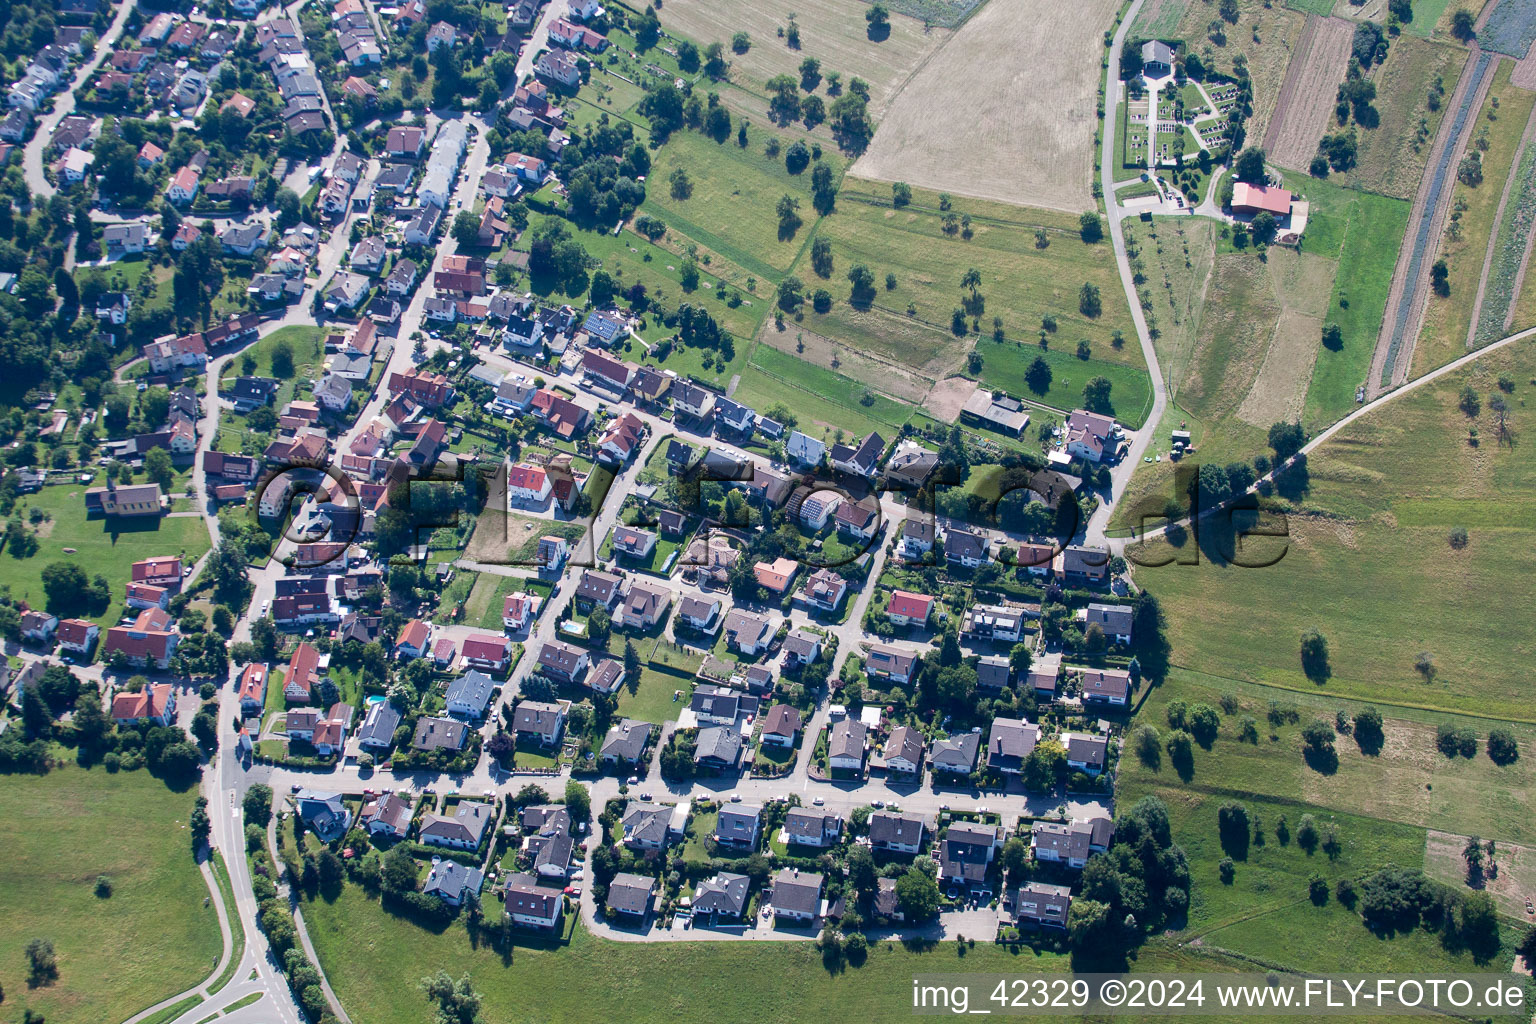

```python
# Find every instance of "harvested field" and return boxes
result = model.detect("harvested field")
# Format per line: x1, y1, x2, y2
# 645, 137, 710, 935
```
1514, 43, 1536, 90
1173, 0, 1308, 146
923, 375, 978, 422
1265, 15, 1355, 170
1337, 34, 1467, 199
1236, 307, 1324, 426
657, 0, 951, 122
850, 0, 1118, 213
755, 320, 935, 403
1425, 832, 1536, 921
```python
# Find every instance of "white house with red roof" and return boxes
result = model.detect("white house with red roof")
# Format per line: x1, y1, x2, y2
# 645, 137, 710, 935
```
507, 463, 552, 505
103, 607, 179, 669
461, 634, 513, 673
237, 663, 269, 714
132, 556, 183, 592
166, 165, 200, 205
502, 591, 541, 631
394, 619, 431, 660
111, 683, 177, 726
284, 641, 323, 703
886, 590, 933, 628
56, 618, 99, 656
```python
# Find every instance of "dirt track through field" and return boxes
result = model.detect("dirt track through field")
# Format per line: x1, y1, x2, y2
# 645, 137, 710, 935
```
1265, 15, 1355, 170
850, 0, 1119, 213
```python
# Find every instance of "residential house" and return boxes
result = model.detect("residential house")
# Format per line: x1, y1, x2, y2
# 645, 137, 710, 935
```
56, 618, 99, 657
412, 715, 468, 753
599, 717, 650, 766
294, 790, 351, 841
536, 640, 589, 685
420, 801, 493, 850
111, 682, 177, 726
752, 557, 797, 596
1003, 881, 1073, 931
883, 726, 925, 776
961, 603, 1027, 644
672, 381, 715, 420
1064, 409, 1118, 463
1082, 602, 1133, 645
102, 607, 179, 669
714, 396, 755, 435
606, 873, 656, 920
675, 594, 722, 634
869, 812, 926, 854
886, 590, 933, 629
769, 869, 823, 923
394, 619, 432, 660
786, 430, 825, 468
781, 629, 822, 668
759, 704, 802, 749
783, 808, 842, 849
830, 432, 884, 478
502, 591, 541, 631
611, 524, 657, 560
359, 792, 412, 838
801, 568, 848, 612
827, 718, 867, 773
715, 804, 762, 850
1063, 732, 1108, 775
574, 570, 622, 611
461, 634, 513, 673
945, 527, 991, 568
931, 731, 981, 776
961, 389, 1031, 436
513, 700, 566, 749
621, 804, 671, 850
693, 872, 750, 924
986, 718, 1041, 774
693, 726, 742, 771
834, 496, 880, 541
901, 514, 936, 559
283, 641, 322, 703
20, 610, 58, 644
721, 609, 775, 655
1078, 666, 1131, 706
1057, 544, 1110, 586
445, 669, 496, 719
865, 644, 917, 685
356, 700, 402, 753
422, 859, 483, 907
1031, 819, 1094, 869
619, 580, 671, 629
939, 821, 1002, 889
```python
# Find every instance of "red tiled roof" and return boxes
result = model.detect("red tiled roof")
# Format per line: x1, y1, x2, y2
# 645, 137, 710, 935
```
285, 641, 321, 699
461, 634, 510, 662
888, 590, 933, 620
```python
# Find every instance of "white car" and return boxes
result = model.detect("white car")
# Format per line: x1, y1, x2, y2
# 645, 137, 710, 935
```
812, 796, 825, 806
729, 793, 742, 802
261, 599, 270, 614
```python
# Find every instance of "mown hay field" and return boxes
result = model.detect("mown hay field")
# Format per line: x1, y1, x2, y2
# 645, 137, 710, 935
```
790, 181, 1140, 375
850, 0, 1120, 213
1173, 0, 1308, 145
1130, 335, 1536, 720
1265, 15, 1355, 171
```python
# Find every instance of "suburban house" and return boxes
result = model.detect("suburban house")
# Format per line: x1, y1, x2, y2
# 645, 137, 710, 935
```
394, 619, 432, 660
883, 726, 925, 776
621, 805, 671, 851
769, 869, 823, 923
721, 609, 775, 655
865, 645, 917, 685
786, 430, 825, 468
938, 821, 1002, 890
600, 718, 651, 766
295, 790, 351, 842
420, 801, 493, 850
829, 432, 884, 478
1063, 732, 1109, 775
103, 607, 179, 669
986, 718, 1041, 774
801, 569, 849, 612
20, 611, 59, 644
619, 580, 671, 629
512, 700, 567, 749
784, 808, 842, 848
781, 629, 822, 668
931, 732, 981, 776
827, 718, 868, 773
1078, 666, 1131, 706
283, 641, 323, 703
606, 873, 656, 921
693, 872, 750, 924
886, 590, 933, 629
1082, 602, 1134, 644
413, 716, 469, 753
237, 663, 269, 714
445, 669, 496, 719
961, 389, 1031, 436
110, 682, 177, 726
574, 570, 622, 611
502, 591, 541, 631
752, 557, 797, 595
1001, 881, 1072, 930
1057, 545, 1110, 586
507, 463, 552, 505
945, 527, 991, 568
901, 514, 936, 558
422, 859, 482, 907
56, 618, 99, 657
693, 726, 742, 771
760, 704, 802, 748
977, 655, 1013, 692
834, 496, 880, 541
461, 634, 513, 673
356, 701, 402, 753
360, 793, 413, 838
1031, 819, 1095, 869
1064, 409, 1118, 463
715, 804, 762, 850
869, 812, 926, 855
961, 603, 1027, 644
675, 594, 722, 634
537, 640, 590, 685
611, 525, 657, 560
504, 876, 563, 930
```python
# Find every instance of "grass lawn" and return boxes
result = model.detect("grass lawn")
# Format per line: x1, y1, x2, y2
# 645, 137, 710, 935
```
0, 765, 222, 1024
732, 345, 915, 440
790, 181, 1139, 376
513, 211, 764, 342
1124, 670, 1536, 845
641, 123, 844, 280
614, 663, 694, 726
217, 325, 325, 388
681, 809, 717, 866
0, 484, 212, 628
972, 336, 1155, 428
462, 573, 553, 631
1411, 62, 1536, 377
1131, 334, 1536, 719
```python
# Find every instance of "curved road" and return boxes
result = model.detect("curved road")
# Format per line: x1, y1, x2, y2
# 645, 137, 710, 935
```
1087, 0, 1168, 549
22, 0, 136, 198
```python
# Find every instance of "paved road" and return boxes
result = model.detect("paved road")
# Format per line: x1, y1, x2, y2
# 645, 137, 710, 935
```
515, 2, 569, 85
21, 0, 136, 198
1086, 0, 1168, 550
